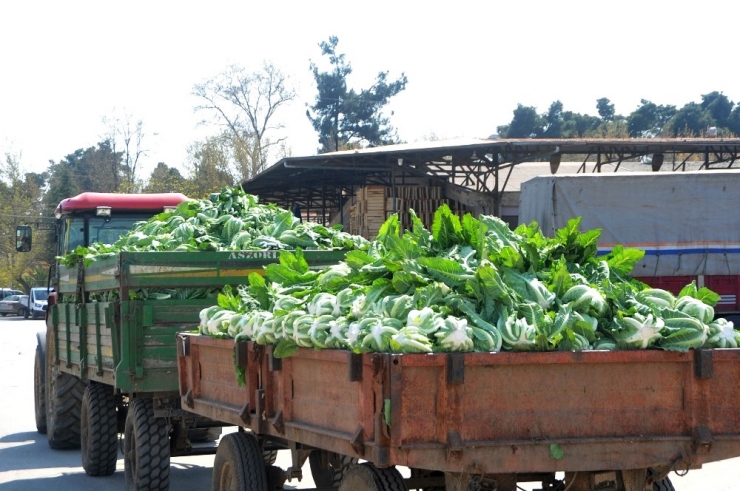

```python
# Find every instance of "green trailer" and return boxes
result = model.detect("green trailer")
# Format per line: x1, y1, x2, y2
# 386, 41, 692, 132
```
44, 249, 344, 489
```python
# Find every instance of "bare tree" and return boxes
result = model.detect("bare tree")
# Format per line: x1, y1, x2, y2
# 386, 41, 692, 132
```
102, 109, 147, 192
193, 62, 295, 181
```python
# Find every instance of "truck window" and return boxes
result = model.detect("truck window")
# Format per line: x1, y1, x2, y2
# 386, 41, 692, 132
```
31, 289, 49, 301
63, 218, 85, 255
90, 217, 145, 245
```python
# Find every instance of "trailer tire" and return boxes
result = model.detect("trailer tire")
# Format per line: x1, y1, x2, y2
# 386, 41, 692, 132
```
212, 432, 267, 491
81, 383, 118, 477
46, 363, 86, 449
653, 477, 675, 491
339, 463, 407, 491
310, 450, 358, 489
34, 344, 47, 434
124, 398, 170, 491
266, 464, 286, 490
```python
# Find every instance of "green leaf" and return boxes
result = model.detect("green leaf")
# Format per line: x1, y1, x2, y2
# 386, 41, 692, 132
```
247, 272, 270, 310
474, 264, 512, 305
279, 249, 309, 275
418, 257, 474, 287
695, 286, 721, 307
550, 444, 564, 460
384, 233, 422, 261
376, 213, 401, 245
605, 245, 645, 276
345, 250, 375, 270
432, 204, 462, 248
461, 213, 486, 255
548, 257, 573, 298
269, 210, 297, 238
273, 339, 300, 358
407, 209, 433, 248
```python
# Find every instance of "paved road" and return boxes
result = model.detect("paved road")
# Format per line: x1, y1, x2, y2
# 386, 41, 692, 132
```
1, 317, 739, 490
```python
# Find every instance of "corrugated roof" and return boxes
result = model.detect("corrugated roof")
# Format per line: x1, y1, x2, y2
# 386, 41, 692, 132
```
241, 138, 740, 217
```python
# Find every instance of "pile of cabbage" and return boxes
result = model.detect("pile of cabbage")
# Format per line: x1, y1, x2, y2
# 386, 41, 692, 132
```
200, 204, 739, 355
60, 186, 368, 268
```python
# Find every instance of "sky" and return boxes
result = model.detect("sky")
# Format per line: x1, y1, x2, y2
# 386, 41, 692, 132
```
2, 0, 739, 181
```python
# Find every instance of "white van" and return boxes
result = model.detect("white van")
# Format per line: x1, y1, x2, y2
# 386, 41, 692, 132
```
24, 287, 49, 320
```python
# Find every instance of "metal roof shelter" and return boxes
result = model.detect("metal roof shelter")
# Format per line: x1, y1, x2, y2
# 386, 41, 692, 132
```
241, 138, 740, 222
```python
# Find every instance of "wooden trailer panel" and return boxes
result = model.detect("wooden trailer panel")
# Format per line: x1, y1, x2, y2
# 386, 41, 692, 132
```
177, 334, 740, 475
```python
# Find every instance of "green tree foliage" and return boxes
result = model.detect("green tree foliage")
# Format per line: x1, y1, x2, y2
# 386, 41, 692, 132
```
499, 92, 736, 139
627, 100, 677, 137
666, 102, 714, 137
542, 101, 564, 138
143, 162, 187, 194
45, 140, 124, 202
729, 106, 740, 136
0, 153, 53, 289
701, 91, 733, 127
307, 36, 408, 153
596, 98, 615, 122
182, 134, 237, 199
499, 104, 542, 138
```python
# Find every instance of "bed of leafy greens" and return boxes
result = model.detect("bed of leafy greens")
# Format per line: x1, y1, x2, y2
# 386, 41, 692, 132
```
200, 204, 739, 356
57, 187, 369, 302
60, 186, 368, 268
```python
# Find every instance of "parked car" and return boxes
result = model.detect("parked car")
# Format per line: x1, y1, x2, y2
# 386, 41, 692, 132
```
0, 288, 24, 300
0, 295, 29, 317
24, 287, 49, 320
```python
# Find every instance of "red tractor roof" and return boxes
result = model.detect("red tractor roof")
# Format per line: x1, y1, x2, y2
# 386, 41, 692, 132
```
56, 192, 190, 215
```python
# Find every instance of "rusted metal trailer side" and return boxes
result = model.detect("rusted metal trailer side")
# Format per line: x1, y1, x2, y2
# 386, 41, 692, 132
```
177, 333, 740, 487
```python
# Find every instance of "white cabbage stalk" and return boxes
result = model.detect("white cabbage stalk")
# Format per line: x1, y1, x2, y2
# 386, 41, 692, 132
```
705, 318, 739, 348
499, 309, 537, 351
351, 294, 369, 318
612, 313, 664, 349
199, 306, 223, 334
435, 316, 474, 352
308, 292, 337, 316
638, 288, 676, 310
562, 284, 607, 317
406, 307, 443, 335
325, 318, 350, 349
253, 313, 276, 345
675, 296, 714, 324
360, 317, 401, 352
391, 327, 433, 353
207, 310, 236, 336
346, 321, 362, 349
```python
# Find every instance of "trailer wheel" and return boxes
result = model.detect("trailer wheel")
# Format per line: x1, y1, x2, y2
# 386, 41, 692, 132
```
266, 464, 286, 490
212, 432, 267, 491
81, 383, 118, 477
45, 349, 86, 449
339, 463, 407, 491
34, 344, 47, 434
653, 476, 675, 491
124, 398, 170, 491
310, 450, 358, 488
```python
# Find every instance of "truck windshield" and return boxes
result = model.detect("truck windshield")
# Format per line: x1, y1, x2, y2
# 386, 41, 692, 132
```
62, 216, 148, 256
32, 289, 49, 301
89, 217, 144, 246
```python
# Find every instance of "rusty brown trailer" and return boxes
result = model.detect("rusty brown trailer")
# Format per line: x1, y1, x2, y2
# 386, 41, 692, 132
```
177, 333, 740, 480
